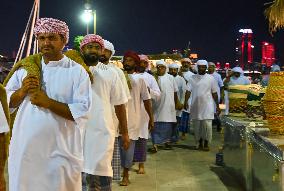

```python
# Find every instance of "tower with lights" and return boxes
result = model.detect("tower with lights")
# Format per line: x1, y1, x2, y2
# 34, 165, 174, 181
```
235, 29, 254, 70
261, 42, 275, 67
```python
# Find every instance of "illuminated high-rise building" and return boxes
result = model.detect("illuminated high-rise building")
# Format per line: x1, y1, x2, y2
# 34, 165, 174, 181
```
261, 42, 275, 67
235, 29, 254, 69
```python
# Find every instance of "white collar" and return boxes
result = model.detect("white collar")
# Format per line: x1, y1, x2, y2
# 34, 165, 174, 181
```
41, 55, 67, 68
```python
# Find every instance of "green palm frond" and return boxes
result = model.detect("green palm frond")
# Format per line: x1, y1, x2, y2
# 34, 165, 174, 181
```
73, 36, 84, 52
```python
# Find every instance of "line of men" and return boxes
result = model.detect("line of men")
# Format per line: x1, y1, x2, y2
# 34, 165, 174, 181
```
0, 17, 223, 191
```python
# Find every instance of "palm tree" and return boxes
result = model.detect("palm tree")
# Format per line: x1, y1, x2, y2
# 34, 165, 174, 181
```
265, 0, 284, 34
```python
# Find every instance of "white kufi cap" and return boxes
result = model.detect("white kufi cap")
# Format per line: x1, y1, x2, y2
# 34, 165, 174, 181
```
208, 62, 216, 66
168, 63, 180, 69
232, 66, 244, 74
103, 39, 115, 56
196, 60, 208, 67
156, 60, 167, 67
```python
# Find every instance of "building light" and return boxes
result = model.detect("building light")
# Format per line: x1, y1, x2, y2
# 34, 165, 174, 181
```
239, 29, 253, 34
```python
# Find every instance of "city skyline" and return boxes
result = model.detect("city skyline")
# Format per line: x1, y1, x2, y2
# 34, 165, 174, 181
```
0, 0, 283, 65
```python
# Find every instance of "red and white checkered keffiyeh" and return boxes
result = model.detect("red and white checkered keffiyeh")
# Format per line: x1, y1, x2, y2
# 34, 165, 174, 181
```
34, 18, 69, 43
80, 34, 104, 50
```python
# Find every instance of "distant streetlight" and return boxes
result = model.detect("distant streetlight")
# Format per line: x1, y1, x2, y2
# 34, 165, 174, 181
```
81, 9, 96, 34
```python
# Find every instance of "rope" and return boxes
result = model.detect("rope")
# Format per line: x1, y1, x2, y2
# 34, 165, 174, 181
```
14, 0, 36, 65
26, 0, 39, 57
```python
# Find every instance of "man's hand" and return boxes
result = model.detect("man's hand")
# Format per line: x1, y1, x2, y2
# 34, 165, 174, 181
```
9, 75, 40, 108
148, 117, 154, 132
216, 106, 221, 116
176, 102, 184, 110
121, 134, 130, 150
21, 75, 40, 96
184, 103, 188, 110
30, 90, 50, 109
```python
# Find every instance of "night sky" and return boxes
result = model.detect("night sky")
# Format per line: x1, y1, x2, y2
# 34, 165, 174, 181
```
0, 0, 283, 64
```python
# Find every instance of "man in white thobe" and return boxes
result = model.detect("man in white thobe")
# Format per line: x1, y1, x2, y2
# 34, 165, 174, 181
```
79, 35, 129, 191
5, 18, 92, 191
179, 58, 195, 83
223, 66, 251, 115
100, 39, 131, 181
133, 54, 160, 174
208, 62, 224, 132
224, 66, 251, 86
137, 55, 161, 101
150, 60, 182, 152
179, 58, 194, 139
168, 63, 188, 142
120, 51, 153, 186
184, 60, 220, 151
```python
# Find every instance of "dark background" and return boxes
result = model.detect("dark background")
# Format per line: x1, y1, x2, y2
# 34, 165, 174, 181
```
0, 0, 283, 65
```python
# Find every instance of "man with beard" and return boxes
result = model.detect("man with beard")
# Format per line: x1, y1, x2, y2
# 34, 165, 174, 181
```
184, 60, 220, 151
133, 54, 160, 174
208, 62, 224, 132
120, 51, 153, 186
179, 58, 194, 82
178, 58, 194, 140
100, 39, 131, 181
168, 63, 187, 143
79, 35, 129, 191
149, 60, 181, 153
5, 18, 92, 191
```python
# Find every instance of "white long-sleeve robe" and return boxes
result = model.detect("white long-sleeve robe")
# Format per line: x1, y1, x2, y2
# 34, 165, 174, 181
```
153, 73, 178, 123
138, 72, 161, 139
6, 56, 92, 191
127, 74, 151, 140
83, 63, 128, 177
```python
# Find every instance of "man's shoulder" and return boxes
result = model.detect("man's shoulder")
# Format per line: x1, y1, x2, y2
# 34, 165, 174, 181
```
176, 75, 185, 80
184, 71, 194, 76
190, 74, 198, 79
213, 72, 222, 77
64, 56, 86, 70
109, 64, 123, 72
108, 67, 123, 84
206, 73, 216, 81
142, 72, 155, 80
108, 64, 121, 74
132, 73, 146, 84
166, 74, 177, 85
62, 57, 91, 80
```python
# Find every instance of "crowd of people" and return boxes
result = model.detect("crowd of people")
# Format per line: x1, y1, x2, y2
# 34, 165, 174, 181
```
0, 16, 279, 191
